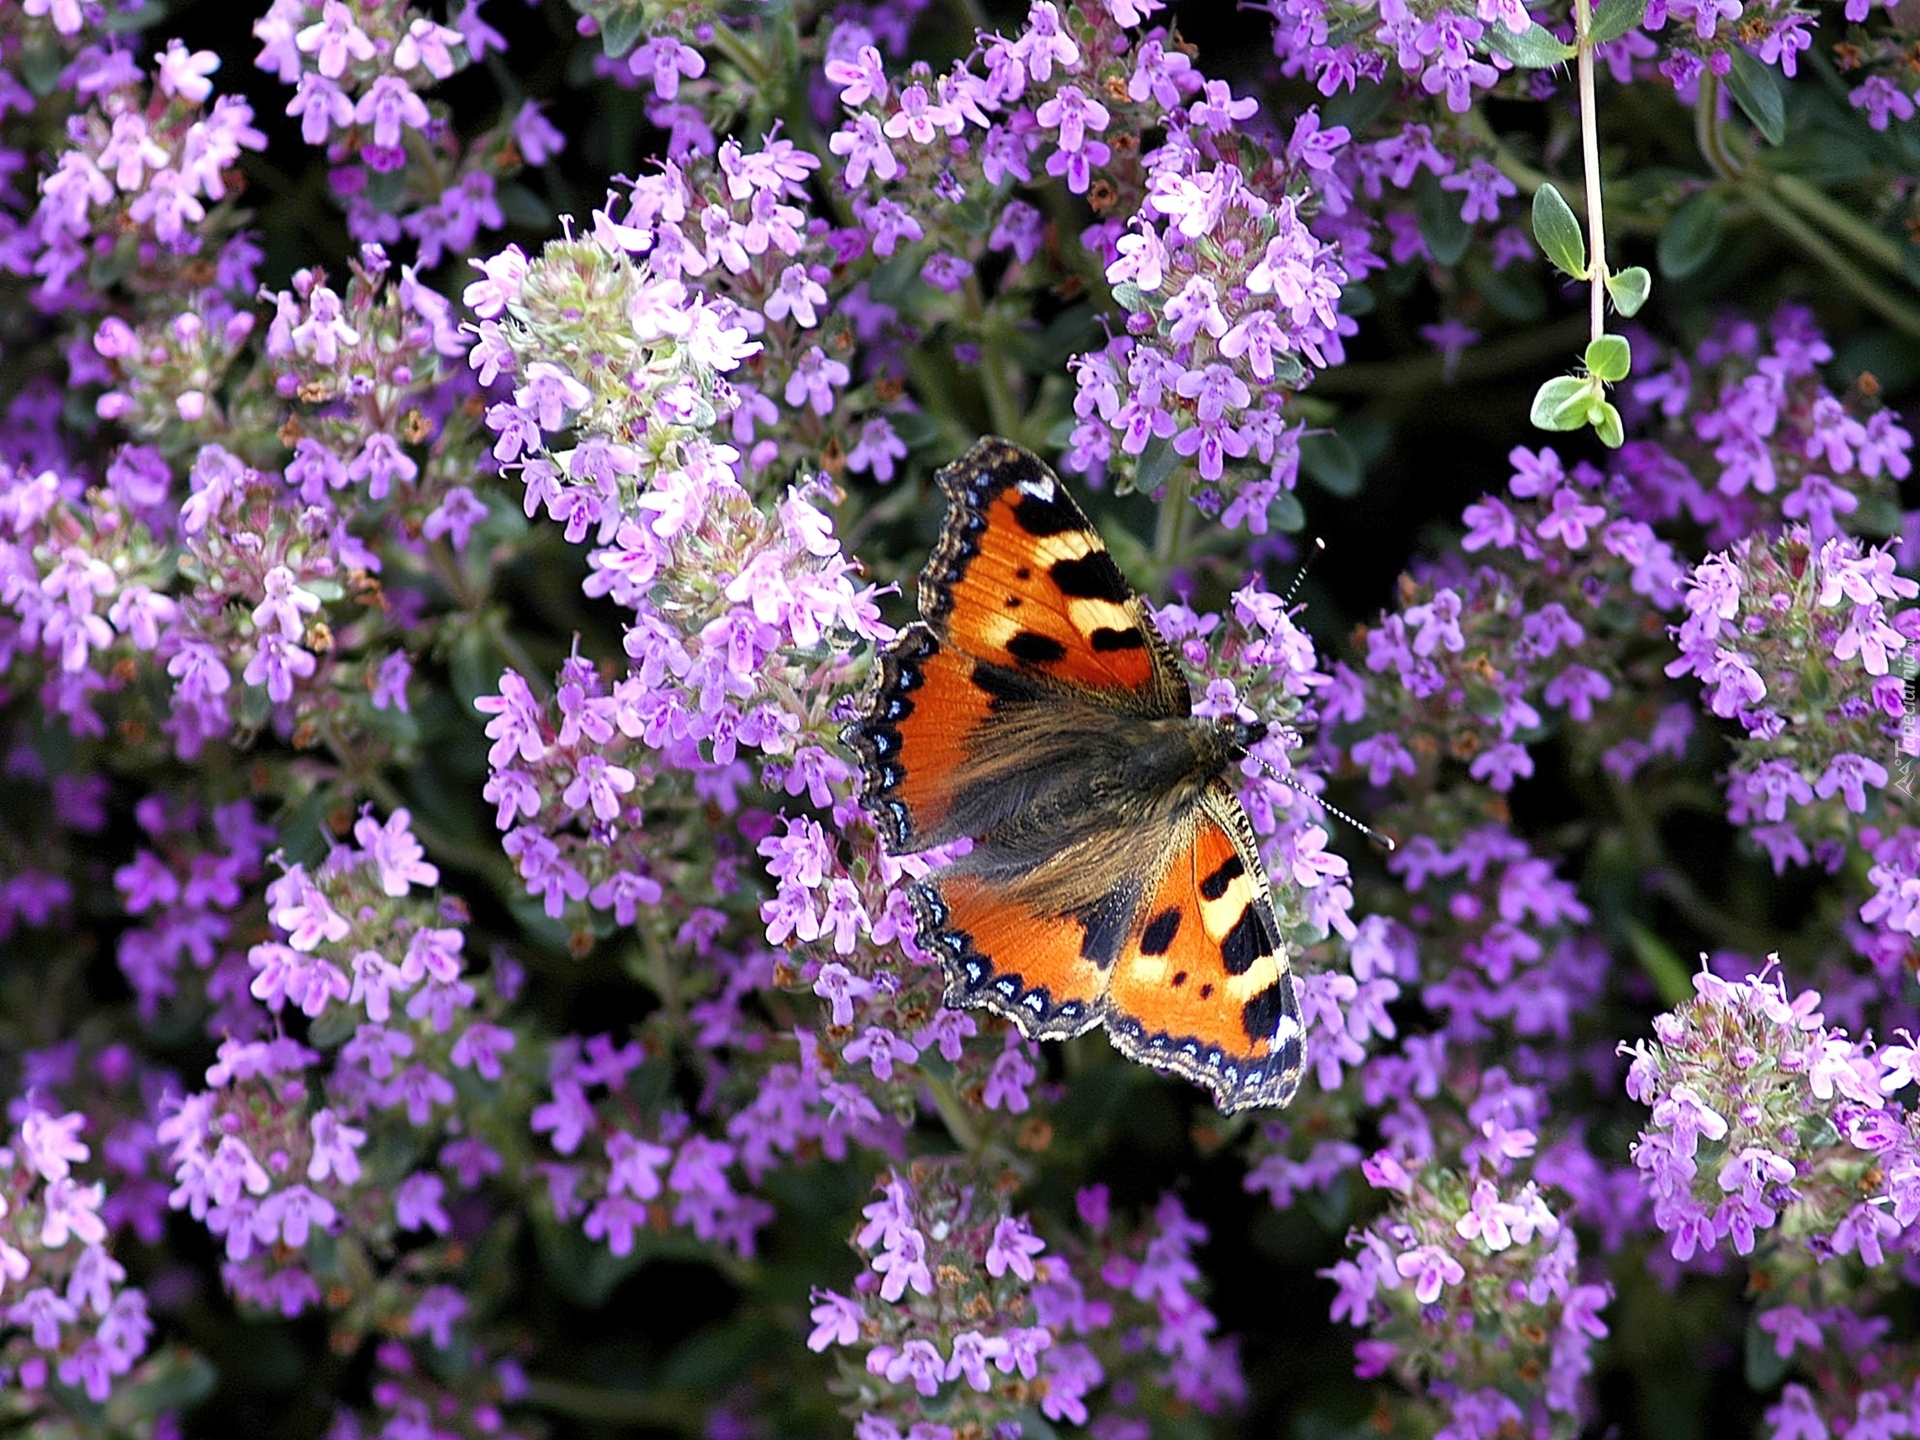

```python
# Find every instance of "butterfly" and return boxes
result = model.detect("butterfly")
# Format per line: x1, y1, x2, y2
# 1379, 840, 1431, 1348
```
842, 437, 1305, 1114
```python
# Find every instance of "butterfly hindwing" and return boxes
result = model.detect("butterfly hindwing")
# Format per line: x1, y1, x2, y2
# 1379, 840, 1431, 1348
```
1106, 781, 1304, 1113
912, 871, 1116, 1040
922, 438, 1187, 714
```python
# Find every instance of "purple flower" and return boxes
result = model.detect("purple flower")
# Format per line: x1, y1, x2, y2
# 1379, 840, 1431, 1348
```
808, 1289, 863, 1351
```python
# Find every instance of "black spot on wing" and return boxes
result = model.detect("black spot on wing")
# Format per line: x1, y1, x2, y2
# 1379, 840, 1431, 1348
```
1012, 491, 1082, 537
1221, 901, 1278, 976
967, 661, 1041, 710
1199, 854, 1245, 901
1007, 631, 1067, 665
1049, 552, 1130, 603
1139, 907, 1182, 956
1241, 974, 1299, 1045
1090, 627, 1146, 653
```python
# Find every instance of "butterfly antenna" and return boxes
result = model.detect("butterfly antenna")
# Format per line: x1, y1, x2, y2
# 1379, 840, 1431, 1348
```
1248, 752, 1396, 852
1281, 537, 1328, 608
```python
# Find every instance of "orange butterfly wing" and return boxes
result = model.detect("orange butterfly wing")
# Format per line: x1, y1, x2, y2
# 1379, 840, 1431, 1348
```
844, 439, 1306, 1114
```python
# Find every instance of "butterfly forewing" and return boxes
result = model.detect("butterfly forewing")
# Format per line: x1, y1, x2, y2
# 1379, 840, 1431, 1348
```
844, 438, 1308, 1114
925, 439, 1188, 714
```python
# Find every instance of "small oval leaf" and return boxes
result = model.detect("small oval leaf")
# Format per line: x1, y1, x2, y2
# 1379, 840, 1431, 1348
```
1657, 191, 1726, 279
1417, 173, 1472, 266
1592, 400, 1625, 448
1530, 375, 1594, 431
1605, 265, 1651, 318
1726, 47, 1787, 147
1300, 432, 1362, 498
1585, 334, 1632, 382
1589, 0, 1645, 46
1532, 185, 1589, 280
1481, 20, 1577, 68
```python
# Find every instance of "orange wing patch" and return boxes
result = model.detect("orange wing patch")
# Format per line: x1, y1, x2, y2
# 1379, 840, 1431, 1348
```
923, 440, 1168, 701
913, 871, 1114, 1040
843, 624, 997, 851
1105, 783, 1304, 1113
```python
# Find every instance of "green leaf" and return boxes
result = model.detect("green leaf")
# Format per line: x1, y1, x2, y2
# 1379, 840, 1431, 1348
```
495, 182, 554, 230
1472, 257, 1548, 321
1481, 19, 1576, 67
1530, 375, 1595, 431
1744, 1316, 1793, 1391
1321, 80, 1393, 135
102, 1, 166, 31
1585, 334, 1632, 382
1416, 173, 1471, 266
1532, 184, 1588, 279
1657, 191, 1726, 278
1606, 265, 1651, 317
1591, 399, 1625, 448
1133, 434, 1179, 498
19, 37, 66, 95
1727, 47, 1787, 146
598, 6, 646, 58
1624, 918, 1694, 1007
1269, 487, 1307, 533
1300, 432, 1362, 497
1589, 0, 1644, 46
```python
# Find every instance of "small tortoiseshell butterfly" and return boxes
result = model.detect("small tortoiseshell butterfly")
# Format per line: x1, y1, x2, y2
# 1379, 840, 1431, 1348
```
843, 438, 1305, 1113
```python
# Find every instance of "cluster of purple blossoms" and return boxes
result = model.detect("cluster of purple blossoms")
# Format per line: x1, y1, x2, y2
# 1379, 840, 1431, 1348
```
1326, 1069, 1611, 1440
1264, 0, 1901, 104
253, 0, 548, 262
4, 238, 481, 757
1627, 965, 1920, 1433
20, 36, 265, 306
1352, 441, 1686, 800
0, 1100, 153, 1404
1628, 308, 1913, 550
810, 1165, 1243, 1436
1665, 527, 1918, 868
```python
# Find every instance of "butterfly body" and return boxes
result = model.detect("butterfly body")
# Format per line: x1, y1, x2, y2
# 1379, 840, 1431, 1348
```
844, 439, 1305, 1113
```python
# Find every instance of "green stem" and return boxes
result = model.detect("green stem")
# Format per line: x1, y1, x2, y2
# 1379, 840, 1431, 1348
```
1574, 0, 1607, 342
922, 1069, 982, 1153
1154, 466, 1191, 568
704, 20, 770, 89
1768, 171, 1909, 277
1743, 186, 1920, 337
1694, 72, 1744, 181
964, 276, 1023, 442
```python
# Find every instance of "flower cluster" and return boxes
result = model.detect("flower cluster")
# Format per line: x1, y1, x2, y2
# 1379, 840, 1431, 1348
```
1666, 528, 1918, 868
0, 1102, 153, 1404
1626, 963, 1920, 1432
1329, 1111, 1609, 1440
23, 38, 264, 306
253, 0, 543, 262
811, 1165, 1244, 1436
1349, 441, 1686, 802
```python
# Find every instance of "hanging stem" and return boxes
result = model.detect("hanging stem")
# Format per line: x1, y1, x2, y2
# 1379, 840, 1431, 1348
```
1574, 0, 1607, 342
